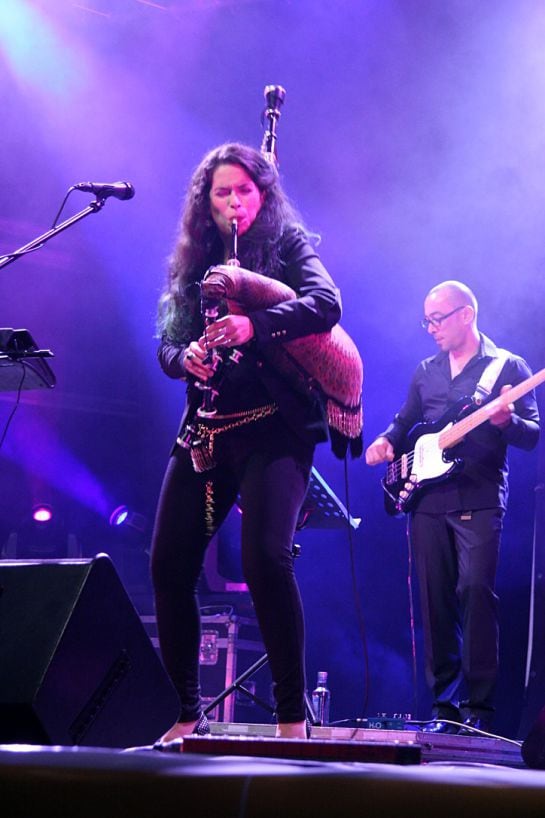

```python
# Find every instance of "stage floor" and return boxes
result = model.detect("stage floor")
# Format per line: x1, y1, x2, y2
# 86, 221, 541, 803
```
2, 724, 545, 818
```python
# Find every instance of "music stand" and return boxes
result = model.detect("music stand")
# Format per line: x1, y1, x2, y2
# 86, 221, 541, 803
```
0, 329, 55, 392
297, 466, 361, 532
203, 466, 361, 725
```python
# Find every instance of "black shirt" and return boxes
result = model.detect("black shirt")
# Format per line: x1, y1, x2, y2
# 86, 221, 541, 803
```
381, 334, 540, 512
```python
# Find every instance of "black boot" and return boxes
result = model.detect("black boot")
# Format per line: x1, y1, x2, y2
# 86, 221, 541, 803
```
458, 714, 492, 736
420, 719, 460, 735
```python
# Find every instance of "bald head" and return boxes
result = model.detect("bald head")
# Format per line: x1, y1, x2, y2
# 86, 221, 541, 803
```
423, 280, 480, 355
426, 280, 478, 317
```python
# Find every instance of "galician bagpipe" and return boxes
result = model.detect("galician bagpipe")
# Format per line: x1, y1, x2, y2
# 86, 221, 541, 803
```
198, 85, 364, 457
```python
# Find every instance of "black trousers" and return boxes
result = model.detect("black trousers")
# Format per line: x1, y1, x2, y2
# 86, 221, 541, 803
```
410, 508, 504, 720
150, 414, 314, 724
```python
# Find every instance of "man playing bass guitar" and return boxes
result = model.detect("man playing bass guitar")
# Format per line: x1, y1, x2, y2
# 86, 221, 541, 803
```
365, 280, 540, 735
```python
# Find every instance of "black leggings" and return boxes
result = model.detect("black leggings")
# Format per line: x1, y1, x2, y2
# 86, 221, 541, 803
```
150, 415, 314, 723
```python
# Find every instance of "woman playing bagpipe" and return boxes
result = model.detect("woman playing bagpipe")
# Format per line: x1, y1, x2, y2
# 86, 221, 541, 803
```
151, 132, 362, 745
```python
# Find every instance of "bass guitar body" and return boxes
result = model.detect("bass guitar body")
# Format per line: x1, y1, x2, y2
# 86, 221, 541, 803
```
382, 399, 472, 516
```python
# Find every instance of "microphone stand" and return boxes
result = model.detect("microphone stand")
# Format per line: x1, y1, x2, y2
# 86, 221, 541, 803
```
0, 197, 106, 271
0, 194, 111, 394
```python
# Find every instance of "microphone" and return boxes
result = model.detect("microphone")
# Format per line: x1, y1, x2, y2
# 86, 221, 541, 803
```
73, 181, 135, 200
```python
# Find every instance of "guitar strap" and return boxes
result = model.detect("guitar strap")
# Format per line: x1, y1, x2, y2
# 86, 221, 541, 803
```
472, 349, 509, 405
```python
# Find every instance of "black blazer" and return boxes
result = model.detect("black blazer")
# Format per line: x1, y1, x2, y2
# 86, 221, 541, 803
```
158, 226, 342, 447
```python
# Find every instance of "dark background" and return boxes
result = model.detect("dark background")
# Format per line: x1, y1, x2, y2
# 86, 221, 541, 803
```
1, 0, 544, 737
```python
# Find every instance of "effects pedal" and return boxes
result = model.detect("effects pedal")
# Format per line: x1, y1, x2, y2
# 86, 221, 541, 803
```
367, 713, 411, 731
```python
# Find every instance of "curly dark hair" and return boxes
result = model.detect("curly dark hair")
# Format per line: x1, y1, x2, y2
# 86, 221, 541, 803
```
157, 143, 305, 343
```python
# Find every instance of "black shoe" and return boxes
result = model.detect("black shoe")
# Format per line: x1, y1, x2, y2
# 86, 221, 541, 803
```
420, 720, 460, 735
458, 715, 492, 736
192, 712, 211, 736
153, 712, 211, 752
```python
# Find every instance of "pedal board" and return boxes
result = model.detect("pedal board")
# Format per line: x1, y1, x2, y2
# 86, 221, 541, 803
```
183, 734, 421, 765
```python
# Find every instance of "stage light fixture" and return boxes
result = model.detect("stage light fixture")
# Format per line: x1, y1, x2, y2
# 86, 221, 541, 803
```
110, 505, 129, 527
109, 505, 147, 533
32, 504, 53, 523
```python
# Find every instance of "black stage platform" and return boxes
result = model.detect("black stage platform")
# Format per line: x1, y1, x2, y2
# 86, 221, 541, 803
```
2, 725, 545, 818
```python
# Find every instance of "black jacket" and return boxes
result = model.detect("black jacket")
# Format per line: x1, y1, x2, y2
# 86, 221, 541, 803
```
158, 226, 342, 447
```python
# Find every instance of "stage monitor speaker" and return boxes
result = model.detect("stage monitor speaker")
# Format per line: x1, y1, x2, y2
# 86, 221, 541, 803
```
0, 554, 179, 747
522, 703, 545, 768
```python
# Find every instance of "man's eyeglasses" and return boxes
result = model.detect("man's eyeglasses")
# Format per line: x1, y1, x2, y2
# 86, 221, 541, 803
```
421, 305, 465, 331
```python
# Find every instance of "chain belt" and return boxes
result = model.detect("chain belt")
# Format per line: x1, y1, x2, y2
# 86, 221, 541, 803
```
177, 402, 278, 474
177, 402, 279, 539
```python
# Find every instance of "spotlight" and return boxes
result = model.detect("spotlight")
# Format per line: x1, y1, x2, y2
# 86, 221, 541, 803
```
110, 505, 129, 527
3, 504, 80, 559
109, 506, 147, 533
32, 504, 53, 523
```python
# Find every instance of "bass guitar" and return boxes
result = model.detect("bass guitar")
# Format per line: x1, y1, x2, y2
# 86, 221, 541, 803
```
383, 366, 545, 516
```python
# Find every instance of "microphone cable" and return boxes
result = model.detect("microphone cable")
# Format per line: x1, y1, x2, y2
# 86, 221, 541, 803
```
0, 363, 27, 452
405, 515, 420, 721
343, 452, 370, 717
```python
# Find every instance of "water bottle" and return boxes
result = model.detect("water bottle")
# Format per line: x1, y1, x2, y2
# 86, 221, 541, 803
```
311, 671, 331, 726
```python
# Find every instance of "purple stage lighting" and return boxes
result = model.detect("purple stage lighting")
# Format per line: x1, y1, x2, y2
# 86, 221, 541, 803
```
109, 505, 129, 527
32, 504, 53, 524
109, 506, 147, 534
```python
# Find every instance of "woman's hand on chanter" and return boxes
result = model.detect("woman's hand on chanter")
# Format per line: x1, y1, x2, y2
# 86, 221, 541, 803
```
202, 315, 255, 349
183, 340, 215, 381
